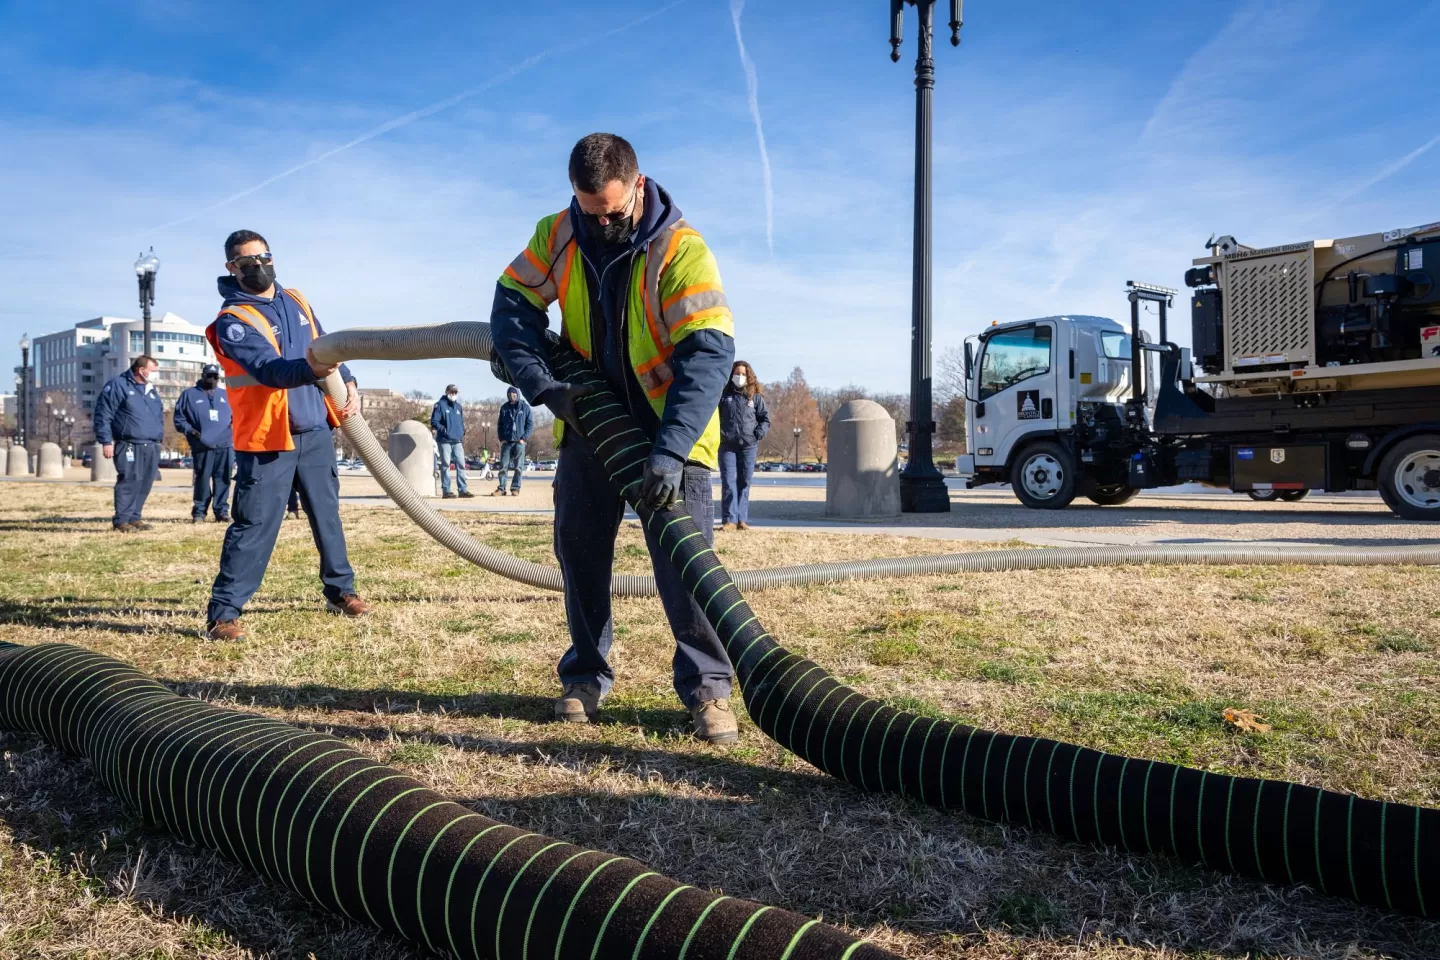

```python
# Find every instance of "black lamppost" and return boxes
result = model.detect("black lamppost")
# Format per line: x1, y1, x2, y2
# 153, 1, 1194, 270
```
792, 426, 802, 468
890, 0, 962, 513
17, 334, 30, 448
63, 416, 74, 457
134, 248, 160, 357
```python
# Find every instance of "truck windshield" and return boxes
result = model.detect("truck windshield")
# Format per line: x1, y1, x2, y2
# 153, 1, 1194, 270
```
1100, 332, 1133, 360
979, 324, 1052, 400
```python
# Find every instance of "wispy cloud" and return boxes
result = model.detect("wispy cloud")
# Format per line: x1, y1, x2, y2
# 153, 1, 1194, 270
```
1331, 134, 1440, 206
139, 0, 688, 237
729, 0, 774, 255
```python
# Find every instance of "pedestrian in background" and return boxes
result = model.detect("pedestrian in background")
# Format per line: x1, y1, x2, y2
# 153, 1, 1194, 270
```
493, 386, 533, 496
94, 355, 164, 532
430, 384, 473, 499
173, 363, 234, 523
717, 360, 769, 531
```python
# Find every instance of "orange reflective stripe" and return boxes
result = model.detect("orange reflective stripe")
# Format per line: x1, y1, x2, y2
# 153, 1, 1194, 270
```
634, 350, 673, 375
219, 305, 281, 353
669, 306, 732, 336
660, 282, 722, 314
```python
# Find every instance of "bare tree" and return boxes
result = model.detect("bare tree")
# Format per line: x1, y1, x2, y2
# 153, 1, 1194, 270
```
759, 367, 827, 463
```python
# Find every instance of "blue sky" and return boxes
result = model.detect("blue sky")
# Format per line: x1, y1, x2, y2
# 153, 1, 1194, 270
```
3, 0, 1438, 398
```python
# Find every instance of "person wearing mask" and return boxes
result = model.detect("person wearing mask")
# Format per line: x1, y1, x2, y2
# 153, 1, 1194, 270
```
173, 363, 235, 523
492, 133, 739, 743
717, 360, 769, 531
492, 386, 533, 496
430, 384, 473, 499
93, 354, 164, 532
202, 229, 371, 642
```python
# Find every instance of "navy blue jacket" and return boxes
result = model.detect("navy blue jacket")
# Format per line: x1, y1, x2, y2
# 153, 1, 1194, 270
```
429, 396, 465, 443
173, 382, 234, 450
211, 277, 355, 435
718, 387, 770, 448
93, 370, 164, 444
491, 179, 735, 464
496, 396, 533, 442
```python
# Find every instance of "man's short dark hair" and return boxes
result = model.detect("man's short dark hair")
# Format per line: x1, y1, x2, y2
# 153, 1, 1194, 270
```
224, 229, 269, 261
568, 134, 639, 194
131, 354, 157, 373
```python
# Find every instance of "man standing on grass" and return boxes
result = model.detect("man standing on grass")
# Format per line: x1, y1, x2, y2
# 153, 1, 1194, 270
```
491, 133, 739, 743
201, 229, 372, 642
173, 363, 234, 523
94, 354, 164, 532
430, 384, 474, 499
492, 386, 533, 496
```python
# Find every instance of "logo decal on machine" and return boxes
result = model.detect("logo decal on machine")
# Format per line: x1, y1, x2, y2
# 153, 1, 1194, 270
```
1017, 390, 1040, 420
1270, 448, 1286, 464
1423, 326, 1440, 357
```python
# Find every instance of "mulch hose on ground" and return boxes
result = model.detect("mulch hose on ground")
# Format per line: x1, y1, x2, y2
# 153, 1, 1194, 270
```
0, 640, 890, 960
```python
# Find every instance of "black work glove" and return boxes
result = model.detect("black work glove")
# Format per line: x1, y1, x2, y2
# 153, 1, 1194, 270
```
538, 382, 595, 432
640, 450, 685, 511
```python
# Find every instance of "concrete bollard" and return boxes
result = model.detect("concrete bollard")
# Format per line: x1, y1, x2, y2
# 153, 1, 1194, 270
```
0, 446, 7, 475
825, 399, 901, 519
6, 445, 29, 477
91, 443, 117, 482
388, 420, 437, 497
37, 443, 64, 479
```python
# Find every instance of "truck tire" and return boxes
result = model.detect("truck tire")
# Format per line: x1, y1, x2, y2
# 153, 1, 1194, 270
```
1377, 434, 1440, 520
1011, 441, 1077, 510
1279, 489, 1310, 502
1086, 484, 1139, 506
1247, 490, 1281, 502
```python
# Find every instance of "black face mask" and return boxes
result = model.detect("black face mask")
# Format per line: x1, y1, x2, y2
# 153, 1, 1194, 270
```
581, 213, 635, 248
238, 262, 276, 294
201, 377, 219, 390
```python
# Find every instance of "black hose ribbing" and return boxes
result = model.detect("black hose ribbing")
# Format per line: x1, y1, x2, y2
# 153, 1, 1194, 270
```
0, 642, 891, 960
545, 349, 1439, 918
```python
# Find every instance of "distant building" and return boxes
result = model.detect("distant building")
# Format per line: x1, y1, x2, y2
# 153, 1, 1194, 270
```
20, 312, 217, 416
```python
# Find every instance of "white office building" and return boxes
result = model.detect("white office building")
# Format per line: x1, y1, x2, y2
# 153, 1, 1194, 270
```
28, 312, 217, 415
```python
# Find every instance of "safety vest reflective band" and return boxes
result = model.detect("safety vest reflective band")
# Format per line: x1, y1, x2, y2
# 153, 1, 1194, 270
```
498, 210, 734, 468
205, 288, 340, 453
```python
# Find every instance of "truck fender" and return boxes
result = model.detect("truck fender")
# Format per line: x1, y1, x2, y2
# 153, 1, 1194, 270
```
1001, 429, 1065, 471
1362, 423, 1440, 476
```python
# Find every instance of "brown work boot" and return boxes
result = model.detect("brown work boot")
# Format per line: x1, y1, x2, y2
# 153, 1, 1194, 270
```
721, 522, 736, 532
553, 683, 601, 724
736, 521, 750, 531
130, 521, 153, 531
691, 699, 739, 744
205, 619, 247, 642
326, 594, 373, 617
112, 522, 136, 532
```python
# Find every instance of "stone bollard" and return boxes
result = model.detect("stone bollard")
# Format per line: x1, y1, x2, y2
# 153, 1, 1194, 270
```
825, 399, 901, 519
6, 445, 29, 476
37, 442, 64, 479
0, 446, 7, 475
91, 443, 117, 482
388, 420, 437, 497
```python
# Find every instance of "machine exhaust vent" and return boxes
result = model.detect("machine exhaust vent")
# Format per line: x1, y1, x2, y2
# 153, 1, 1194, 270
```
1221, 246, 1316, 370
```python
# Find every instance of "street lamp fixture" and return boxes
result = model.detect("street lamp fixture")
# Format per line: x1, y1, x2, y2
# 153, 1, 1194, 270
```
889, 0, 962, 513
792, 426, 802, 468
17, 334, 30, 449
134, 247, 161, 357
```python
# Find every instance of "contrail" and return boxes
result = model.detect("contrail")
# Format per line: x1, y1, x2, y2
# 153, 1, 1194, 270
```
729, 0, 774, 255
1332, 133, 1440, 206
140, 0, 687, 236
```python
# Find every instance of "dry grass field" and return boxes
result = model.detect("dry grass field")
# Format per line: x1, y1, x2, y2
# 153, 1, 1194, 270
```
1, 481, 1438, 959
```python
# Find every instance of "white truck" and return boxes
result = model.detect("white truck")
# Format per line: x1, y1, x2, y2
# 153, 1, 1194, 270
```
957, 222, 1440, 520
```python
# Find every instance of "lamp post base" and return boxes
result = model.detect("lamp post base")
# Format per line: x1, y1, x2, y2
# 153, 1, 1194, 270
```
899, 471, 951, 513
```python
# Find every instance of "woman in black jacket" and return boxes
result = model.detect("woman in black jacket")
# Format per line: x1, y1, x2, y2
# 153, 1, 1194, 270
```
717, 360, 770, 530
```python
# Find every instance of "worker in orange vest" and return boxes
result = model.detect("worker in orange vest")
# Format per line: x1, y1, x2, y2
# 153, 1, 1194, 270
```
202, 229, 371, 641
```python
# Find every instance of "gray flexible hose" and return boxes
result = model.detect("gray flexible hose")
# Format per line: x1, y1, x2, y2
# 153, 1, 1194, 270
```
312, 322, 1440, 597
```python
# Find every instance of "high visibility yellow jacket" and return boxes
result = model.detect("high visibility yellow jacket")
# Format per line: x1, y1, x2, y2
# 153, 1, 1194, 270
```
497, 204, 734, 468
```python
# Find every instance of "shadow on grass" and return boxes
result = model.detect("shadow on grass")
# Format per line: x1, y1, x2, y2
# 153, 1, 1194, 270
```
0, 599, 202, 636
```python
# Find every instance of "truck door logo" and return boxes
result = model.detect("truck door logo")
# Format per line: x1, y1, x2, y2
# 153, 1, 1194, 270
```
1017, 390, 1041, 420
1270, 448, 1286, 464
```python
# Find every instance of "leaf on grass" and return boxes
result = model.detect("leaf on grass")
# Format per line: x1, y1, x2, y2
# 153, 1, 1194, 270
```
1223, 707, 1272, 733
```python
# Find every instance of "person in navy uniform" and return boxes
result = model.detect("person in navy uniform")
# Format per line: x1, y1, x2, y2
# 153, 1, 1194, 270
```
173, 363, 235, 523
201, 229, 370, 642
93, 354, 164, 532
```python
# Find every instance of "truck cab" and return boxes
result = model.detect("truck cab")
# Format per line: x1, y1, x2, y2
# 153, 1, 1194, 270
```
958, 315, 1142, 508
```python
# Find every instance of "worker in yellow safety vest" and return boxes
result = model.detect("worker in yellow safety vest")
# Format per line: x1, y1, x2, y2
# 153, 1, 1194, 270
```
491, 133, 740, 743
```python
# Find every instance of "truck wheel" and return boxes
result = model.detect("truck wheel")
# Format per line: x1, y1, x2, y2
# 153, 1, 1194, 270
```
1011, 442, 1077, 510
1086, 484, 1139, 506
1247, 490, 1282, 502
1279, 489, 1310, 502
1378, 434, 1440, 520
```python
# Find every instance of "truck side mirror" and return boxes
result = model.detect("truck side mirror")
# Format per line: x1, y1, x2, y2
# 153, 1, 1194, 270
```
964, 341, 974, 380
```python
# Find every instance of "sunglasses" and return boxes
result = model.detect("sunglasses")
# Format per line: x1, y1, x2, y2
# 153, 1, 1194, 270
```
229, 252, 274, 267
585, 186, 638, 226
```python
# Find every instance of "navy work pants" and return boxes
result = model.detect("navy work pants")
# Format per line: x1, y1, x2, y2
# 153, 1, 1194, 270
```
191, 446, 235, 519
113, 440, 158, 527
553, 433, 732, 708
718, 443, 757, 525
207, 427, 355, 623
497, 440, 525, 492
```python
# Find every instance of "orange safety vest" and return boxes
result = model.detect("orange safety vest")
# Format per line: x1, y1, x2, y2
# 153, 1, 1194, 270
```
205, 288, 341, 452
